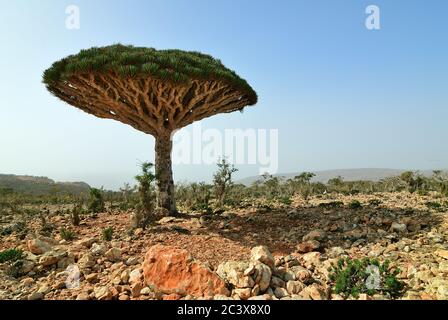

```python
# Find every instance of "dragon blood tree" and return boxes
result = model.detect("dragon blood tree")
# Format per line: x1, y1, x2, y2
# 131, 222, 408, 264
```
42, 44, 257, 216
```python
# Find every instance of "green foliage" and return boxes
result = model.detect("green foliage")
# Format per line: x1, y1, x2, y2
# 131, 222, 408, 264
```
278, 196, 292, 206
368, 199, 382, 206
133, 162, 156, 229
192, 183, 212, 212
71, 202, 82, 226
102, 227, 114, 241
213, 158, 238, 208
0, 248, 23, 263
43, 44, 257, 105
349, 200, 363, 209
88, 188, 105, 213
425, 201, 446, 212
60, 228, 75, 241
329, 257, 405, 299
319, 201, 344, 209
7, 260, 24, 278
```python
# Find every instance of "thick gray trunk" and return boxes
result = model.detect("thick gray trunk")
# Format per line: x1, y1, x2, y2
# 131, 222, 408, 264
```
155, 134, 177, 216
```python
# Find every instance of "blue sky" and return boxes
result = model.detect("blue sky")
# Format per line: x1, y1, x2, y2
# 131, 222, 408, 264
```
0, 0, 447, 190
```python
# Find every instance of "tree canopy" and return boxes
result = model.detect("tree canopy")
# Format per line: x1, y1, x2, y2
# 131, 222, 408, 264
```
42, 44, 257, 135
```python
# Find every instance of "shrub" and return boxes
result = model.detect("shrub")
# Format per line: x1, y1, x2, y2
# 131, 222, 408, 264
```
192, 183, 212, 213
102, 227, 113, 241
213, 158, 238, 208
368, 199, 382, 206
425, 201, 443, 211
133, 162, 156, 229
88, 188, 105, 213
71, 202, 82, 226
60, 227, 75, 241
278, 196, 292, 206
349, 200, 362, 209
328, 257, 405, 299
0, 248, 23, 263
7, 260, 24, 278
39, 214, 55, 236
318, 201, 344, 209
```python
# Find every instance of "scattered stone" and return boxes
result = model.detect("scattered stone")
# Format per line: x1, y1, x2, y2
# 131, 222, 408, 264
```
303, 229, 326, 242
105, 248, 122, 262
27, 239, 52, 255
297, 240, 321, 253
390, 222, 407, 234
28, 292, 44, 300
250, 246, 275, 270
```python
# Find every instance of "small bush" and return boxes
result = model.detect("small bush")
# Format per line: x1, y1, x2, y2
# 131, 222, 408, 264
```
368, 199, 382, 206
425, 201, 443, 211
329, 257, 405, 299
0, 248, 23, 263
88, 188, 105, 213
319, 201, 344, 209
60, 228, 75, 241
278, 196, 292, 206
7, 260, 24, 278
102, 227, 113, 241
349, 200, 362, 209
71, 203, 82, 226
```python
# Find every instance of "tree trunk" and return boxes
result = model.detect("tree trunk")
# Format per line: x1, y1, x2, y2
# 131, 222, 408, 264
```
155, 133, 177, 216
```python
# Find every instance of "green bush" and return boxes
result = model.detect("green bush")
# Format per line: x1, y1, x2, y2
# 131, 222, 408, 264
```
349, 200, 362, 209
60, 228, 75, 241
368, 199, 382, 206
88, 188, 105, 213
425, 201, 443, 211
319, 201, 344, 209
328, 257, 405, 299
102, 227, 113, 241
278, 196, 292, 206
0, 248, 23, 263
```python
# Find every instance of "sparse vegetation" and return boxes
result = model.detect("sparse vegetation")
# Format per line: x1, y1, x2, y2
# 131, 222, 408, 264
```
102, 227, 114, 241
213, 158, 238, 209
0, 249, 23, 263
349, 200, 363, 209
88, 188, 105, 214
60, 228, 75, 241
133, 163, 156, 229
329, 257, 405, 299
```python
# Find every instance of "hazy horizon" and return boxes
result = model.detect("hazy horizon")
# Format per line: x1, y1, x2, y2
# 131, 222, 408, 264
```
1, 0, 447, 190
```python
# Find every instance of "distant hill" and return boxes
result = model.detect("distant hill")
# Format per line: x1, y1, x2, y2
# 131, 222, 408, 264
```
237, 168, 444, 186
0, 174, 90, 195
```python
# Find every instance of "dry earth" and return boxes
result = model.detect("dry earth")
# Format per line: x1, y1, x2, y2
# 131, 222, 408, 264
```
1, 192, 447, 300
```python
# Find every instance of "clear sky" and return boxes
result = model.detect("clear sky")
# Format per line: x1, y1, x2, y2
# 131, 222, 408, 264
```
0, 0, 447, 190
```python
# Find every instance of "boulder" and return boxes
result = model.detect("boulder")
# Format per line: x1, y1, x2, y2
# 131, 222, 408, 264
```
390, 222, 407, 234
142, 245, 230, 298
253, 263, 272, 292
302, 229, 326, 242
216, 261, 254, 288
250, 246, 275, 270
297, 240, 321, 253
105, 248, 122, 262
27, 239, 52, 255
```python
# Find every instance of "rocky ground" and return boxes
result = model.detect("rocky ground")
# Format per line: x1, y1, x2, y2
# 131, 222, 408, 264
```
0, 191, 447, 300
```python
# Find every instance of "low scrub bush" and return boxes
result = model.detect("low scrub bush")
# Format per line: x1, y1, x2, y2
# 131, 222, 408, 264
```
102, 227, 113, 241
329, 257, 405, 299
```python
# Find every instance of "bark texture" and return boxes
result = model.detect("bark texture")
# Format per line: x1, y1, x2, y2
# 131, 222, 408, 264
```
155, 133, 177, 215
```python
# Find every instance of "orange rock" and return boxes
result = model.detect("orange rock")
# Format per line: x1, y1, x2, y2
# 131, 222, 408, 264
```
142, 244, 230, 298
163, 293, 182, 300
